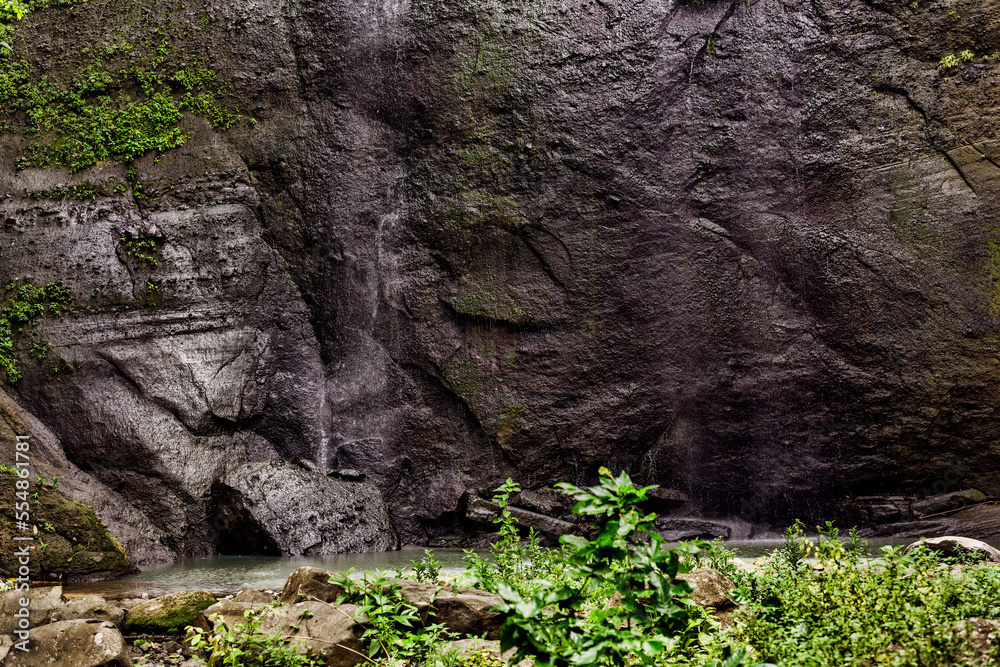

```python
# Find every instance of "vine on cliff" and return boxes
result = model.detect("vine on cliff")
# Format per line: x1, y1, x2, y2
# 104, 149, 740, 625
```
0, 1, 241, 183
0, 281, 73, 382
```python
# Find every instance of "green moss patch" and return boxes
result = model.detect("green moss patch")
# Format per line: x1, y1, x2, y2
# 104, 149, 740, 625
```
0, 478, 131, 579
0, 0, 241, 186
0, 281, 73, 383
124, 590, 217, 634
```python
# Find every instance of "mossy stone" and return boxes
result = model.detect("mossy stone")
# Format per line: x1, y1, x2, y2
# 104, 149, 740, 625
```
0, 479, 133, 580
124, 590, 217, 634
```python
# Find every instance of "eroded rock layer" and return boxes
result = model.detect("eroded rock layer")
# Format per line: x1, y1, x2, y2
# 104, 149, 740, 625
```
1, 0, 1000, 556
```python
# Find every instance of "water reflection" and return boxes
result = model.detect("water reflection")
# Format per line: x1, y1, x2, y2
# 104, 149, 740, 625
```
65, 537, 1000, 599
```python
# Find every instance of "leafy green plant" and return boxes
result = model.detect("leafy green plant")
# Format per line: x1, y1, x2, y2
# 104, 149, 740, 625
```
939, 54, 960, 69
734, 541, 1000, 666
0, 463, 16, 475
0, 281, 73, 382
495, 468, 705, 667
410, 549, 443, 583
37, 475, 59, 490
330, 570, 456, 665
186, 602, 324, 667
122, 238, 159, 266
461, 479, 571, 598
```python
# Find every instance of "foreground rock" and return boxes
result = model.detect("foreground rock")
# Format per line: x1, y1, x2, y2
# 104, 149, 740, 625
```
124, 590, 216, 634
202, 601, 366, 667
447, 638, 531, 667
279, 567, 503, 639
903, 537, 1000, 563
212, 461, 397, 555
2, 619, 131, 667
677, 568, 736, 611
952, 618, 1000, 666
231, 588, 273, 603
0, 587, 123, 634
200, 600, 266, 631
0, 477, 134, 581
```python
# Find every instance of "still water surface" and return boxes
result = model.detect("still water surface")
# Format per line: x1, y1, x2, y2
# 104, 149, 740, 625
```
65, 538, 997, 599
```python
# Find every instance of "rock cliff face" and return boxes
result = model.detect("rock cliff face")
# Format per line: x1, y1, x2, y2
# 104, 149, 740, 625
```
1, 0, 1000, 558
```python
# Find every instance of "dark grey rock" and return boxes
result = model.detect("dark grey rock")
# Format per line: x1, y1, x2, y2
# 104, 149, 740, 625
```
912, 490, 987, 517
642, 488, 691, 513
513, 489, 565, 516
847, 496, 913, 524
465, 498, 575, 535
6, 0, 1000, 556
213, 461, 398, 555
2, 619, 131, 667
655, 518, 734, 542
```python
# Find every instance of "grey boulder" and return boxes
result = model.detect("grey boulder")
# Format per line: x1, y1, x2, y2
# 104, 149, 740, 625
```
904, 536, 1000, 563
279, 567, 503, 638
1, 619, 130, 667
255, 601, 367, 667
279, 566, 344, 605
62, 595, 126, 627
201, 600, 265, 631
231, 588, 273, 603
213, 461, 398, 556
0, 587, 65, 635
677, 568, 736, 611
0, 587, 123, 635
465, 498, 574, 535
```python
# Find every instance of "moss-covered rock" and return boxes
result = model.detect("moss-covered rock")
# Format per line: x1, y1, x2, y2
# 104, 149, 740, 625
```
0, 473, 133, 581
124, 590, 217, 634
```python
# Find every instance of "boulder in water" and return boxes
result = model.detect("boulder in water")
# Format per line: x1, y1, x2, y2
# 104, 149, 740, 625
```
212, 461, 398, 556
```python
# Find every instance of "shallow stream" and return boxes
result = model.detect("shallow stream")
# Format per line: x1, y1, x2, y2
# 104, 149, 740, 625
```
64, 538, 1000, 599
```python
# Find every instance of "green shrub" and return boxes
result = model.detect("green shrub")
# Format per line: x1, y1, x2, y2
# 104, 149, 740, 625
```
330, 570, 456, 665
460, 479, 573, 598
410, 549, 443, 583
496, 468, 705, 667
733, 536, 1000, 665
187, 602, 323, 667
